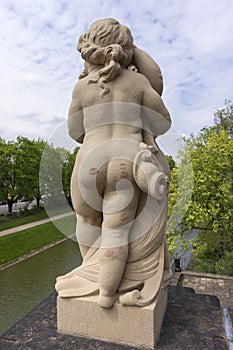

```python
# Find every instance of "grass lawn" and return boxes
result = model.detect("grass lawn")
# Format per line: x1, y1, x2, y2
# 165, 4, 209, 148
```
0, 211, 49, 232
0, 216, 76, 264
0, 206, 73, 232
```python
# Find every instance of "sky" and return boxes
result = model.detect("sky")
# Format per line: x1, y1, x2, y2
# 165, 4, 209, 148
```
0, 0, 233, 144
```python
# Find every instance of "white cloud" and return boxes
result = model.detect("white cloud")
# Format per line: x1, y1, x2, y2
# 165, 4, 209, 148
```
0, 0, 232, 142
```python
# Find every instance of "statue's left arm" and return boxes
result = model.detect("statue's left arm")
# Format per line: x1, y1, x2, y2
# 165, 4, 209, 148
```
132, 46, 163, 96
141, 75, 171, 138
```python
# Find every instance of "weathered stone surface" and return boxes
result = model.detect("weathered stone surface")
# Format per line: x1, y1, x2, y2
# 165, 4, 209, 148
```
0, 286, 229, 350
177, 271, 233, 308
158, 286, 225, 349
57, 288, 167, 349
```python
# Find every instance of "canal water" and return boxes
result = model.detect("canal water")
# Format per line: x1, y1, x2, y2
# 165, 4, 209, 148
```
0, 239, 82, 335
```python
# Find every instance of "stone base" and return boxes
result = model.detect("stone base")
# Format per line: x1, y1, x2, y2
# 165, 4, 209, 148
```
57, 288, 168, 350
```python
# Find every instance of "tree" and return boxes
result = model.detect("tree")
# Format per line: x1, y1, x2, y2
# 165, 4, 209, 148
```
62, 147, 79, 206
183, 124, 233, 262
214, 99, 233, 136
0, 136, 81, 212
0, 137, 48, 211
166, 165, 179, 252
166, 150, 193, 254
39, 143, 68, 209
165, 102, 233, 270
0, 139, 18, 212
166, 155, 176, 171
14, 137, 47, 207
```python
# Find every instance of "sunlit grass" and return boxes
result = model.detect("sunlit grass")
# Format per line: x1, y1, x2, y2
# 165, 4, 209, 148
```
0, 215, 76, 264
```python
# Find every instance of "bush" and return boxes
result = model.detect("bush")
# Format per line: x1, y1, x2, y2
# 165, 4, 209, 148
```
187, 258, 216, 274
215, 253, 233, 276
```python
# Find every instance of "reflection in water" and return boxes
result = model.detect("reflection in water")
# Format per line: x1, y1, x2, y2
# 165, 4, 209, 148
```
0, 239, 82, 335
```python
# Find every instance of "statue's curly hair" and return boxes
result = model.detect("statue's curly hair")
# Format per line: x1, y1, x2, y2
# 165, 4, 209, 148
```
77, 18, 134, 96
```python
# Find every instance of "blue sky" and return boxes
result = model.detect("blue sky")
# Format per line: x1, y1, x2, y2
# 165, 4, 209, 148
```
0, 0, 232, 142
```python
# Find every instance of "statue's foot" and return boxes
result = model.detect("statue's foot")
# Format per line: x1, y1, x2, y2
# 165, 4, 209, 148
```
98, 293, 116, 309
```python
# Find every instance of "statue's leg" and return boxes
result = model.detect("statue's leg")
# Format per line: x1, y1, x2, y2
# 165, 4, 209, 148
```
71, 162, 106, 258
76, 214, 102, 258
98, 159, 139, 308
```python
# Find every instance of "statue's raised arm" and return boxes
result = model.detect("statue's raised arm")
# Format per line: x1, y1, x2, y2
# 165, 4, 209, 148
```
132, 45, 163, 96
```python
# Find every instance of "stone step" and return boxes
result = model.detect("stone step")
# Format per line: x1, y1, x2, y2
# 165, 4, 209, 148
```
158, 286, 226, 349
169, 285, 221, 308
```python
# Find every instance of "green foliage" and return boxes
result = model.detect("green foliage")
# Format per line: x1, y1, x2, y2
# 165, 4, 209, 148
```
184, 127, 233, 260
187, 254, 233, 276
0, 137, 78, 211
214, 99, 233, 136
15, 137, 47, 204
166, 155, 176, 171
188, 258, 217, 274
166, 101, 233, 268
0, 138, 18, 200
0, 137, 47, 208
166, 150, 194, 254
177, 101, 233, 268
167, 167, 178, 218
166, 167, 179, 253
215, 253, 233, 276
62, 147, 79, 202
39, 143, 68, 208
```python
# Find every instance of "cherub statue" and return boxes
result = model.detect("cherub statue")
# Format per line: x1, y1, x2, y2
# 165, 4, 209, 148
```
56, 18, 172, 308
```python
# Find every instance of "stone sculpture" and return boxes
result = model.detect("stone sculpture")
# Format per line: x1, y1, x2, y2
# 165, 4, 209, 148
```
55, 18, 172, 311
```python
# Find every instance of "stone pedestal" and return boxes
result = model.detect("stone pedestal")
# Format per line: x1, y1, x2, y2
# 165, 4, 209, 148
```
57, 288, 167, 350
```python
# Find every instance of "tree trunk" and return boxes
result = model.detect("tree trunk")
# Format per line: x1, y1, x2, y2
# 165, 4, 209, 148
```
36, 197, 40, 207
7, 199, 13, 213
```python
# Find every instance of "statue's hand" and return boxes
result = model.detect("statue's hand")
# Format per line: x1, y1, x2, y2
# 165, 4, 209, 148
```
128, 65, 138, 73
139, 142, 158, 154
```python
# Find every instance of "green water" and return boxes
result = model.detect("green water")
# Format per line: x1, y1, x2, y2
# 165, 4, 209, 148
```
0, 239, 82, 335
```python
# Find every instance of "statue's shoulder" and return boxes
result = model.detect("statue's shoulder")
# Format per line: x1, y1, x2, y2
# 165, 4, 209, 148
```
121, 69, 151, 87
72, 77, 87, 96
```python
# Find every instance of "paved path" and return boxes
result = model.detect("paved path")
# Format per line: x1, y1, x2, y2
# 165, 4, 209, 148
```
0, 212, 75, 238
172, 270, 233, 308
